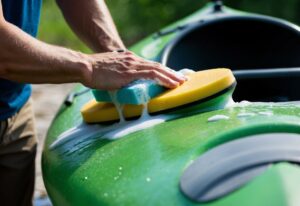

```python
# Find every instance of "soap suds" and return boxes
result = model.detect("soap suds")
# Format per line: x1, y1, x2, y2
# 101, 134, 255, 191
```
103, 114, 173, 140
127, 79, 154, 104
52, 70, 243, 149
50, 123, 106, 149
50, 113, 176, 149
51, 92, 175, 149
236, 100, 252, 107
136, 81, 151, 104
225, 99, 254, 108
208, 114, 230, 122
179, 68, 195, 76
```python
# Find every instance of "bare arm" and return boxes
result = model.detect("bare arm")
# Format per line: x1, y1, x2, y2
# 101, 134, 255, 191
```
0, 15, 89, 84
56, 0, 125, 52
0, 1, 184, 89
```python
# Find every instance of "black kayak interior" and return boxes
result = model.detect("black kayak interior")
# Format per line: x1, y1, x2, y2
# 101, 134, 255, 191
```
161, 15, 300, 102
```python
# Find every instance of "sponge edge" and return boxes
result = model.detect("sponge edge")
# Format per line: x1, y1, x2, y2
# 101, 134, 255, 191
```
92, 80, 166, 105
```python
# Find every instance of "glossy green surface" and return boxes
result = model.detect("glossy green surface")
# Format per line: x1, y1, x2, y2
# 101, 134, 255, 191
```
42, 3, 300, 206
43, 96, 300, 206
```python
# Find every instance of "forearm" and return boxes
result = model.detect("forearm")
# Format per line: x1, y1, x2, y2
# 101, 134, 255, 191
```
0, 21, 91, 84
0, 2, 183, 89
0, 21, 183, 89
56, 0, 125, 53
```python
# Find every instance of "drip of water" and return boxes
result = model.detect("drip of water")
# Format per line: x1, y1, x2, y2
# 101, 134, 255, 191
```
140, 103, 150, 120
225, 97, 236, 108
109, 91, 125, 123
136, 81, 151, 105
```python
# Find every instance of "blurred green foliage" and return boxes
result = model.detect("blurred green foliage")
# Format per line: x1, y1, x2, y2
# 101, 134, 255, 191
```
38, 0, 300, 53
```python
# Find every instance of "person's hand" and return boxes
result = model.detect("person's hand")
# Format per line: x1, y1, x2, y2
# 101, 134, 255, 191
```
82, 51, 186, 90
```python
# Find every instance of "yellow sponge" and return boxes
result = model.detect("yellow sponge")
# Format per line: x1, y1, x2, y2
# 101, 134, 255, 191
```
81, 68, 235, 123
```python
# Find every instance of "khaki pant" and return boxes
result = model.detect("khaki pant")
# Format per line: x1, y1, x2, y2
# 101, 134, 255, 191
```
0, 99, 37, 206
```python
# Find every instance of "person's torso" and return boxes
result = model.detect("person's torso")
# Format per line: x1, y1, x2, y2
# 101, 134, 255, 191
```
0, 0, 42, 120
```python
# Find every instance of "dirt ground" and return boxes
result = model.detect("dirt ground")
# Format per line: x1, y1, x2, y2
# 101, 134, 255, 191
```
32, 83, 75, 205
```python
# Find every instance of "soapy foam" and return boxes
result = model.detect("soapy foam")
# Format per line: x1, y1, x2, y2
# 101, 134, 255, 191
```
52, 70, 248, 149
179, 68, 195, 76
235, 100, 252, 107
103, 114, 172, 140
50, 123, 107, 149
99, 69, 193, 138
225, 98, 255, 108
50, 113, 175, 149
51, 69, 196, 148
136, 81, 151, 105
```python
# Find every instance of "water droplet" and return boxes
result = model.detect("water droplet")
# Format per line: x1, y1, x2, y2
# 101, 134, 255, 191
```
237, 112, 255, 118
103, 193, 108, 197
84, 176, 88, 180
258, 111, 273, 116
146, 177, 151, 182
208, 115, 229, 122
119, 167, 123, 170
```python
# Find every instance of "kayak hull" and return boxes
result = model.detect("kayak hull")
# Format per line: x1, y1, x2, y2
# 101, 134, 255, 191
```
43, 102, 300, 206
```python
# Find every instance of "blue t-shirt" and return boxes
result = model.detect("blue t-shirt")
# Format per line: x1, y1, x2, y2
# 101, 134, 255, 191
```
0, 0, 42, 120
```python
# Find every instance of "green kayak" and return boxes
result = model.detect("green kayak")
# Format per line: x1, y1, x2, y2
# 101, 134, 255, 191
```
42, 1, 300, 205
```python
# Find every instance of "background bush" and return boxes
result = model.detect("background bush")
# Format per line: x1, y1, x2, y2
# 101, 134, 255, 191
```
38, 0, 300, 53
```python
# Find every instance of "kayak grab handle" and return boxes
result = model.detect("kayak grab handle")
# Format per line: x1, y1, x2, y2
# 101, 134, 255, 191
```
64, 88, 90, 106
234, 67, 300, 79
211, 0, 223, 13
153, 0, 224, 38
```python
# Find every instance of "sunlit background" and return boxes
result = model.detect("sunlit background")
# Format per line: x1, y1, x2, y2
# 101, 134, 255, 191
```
38, 0, 300, 51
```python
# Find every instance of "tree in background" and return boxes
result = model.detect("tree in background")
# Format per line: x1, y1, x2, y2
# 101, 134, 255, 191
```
38, 0, 300, 52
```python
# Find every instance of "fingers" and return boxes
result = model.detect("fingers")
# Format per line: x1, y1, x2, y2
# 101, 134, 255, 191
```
133, 63, 186, 86
148, 63, 186, 84
132, 70, 181, 89
91, 51, 186, 89
125, 53, 186, 83
115, 52, 186, 88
